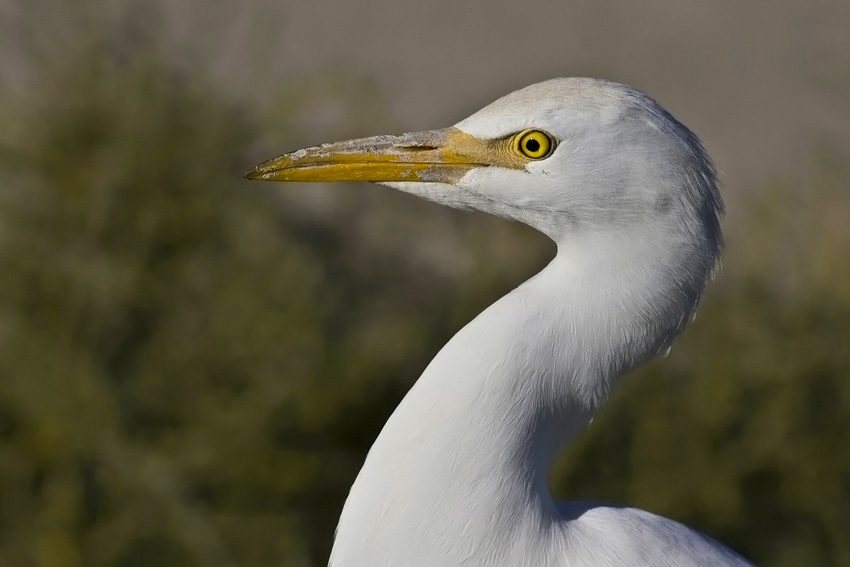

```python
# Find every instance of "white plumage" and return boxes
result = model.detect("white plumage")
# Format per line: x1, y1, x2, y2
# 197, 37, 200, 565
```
248, 78, 751, 567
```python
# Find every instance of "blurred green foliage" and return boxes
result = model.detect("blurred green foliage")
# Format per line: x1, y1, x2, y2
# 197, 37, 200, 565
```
1, 2, 849, 567
0, 4, 548, 566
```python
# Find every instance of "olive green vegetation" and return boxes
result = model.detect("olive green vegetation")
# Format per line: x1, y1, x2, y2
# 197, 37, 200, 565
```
0, 9, 549, 567
1, 9, 849, 567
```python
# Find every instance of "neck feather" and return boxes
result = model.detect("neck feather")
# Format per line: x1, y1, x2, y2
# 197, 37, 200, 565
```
329, 229, 707, 567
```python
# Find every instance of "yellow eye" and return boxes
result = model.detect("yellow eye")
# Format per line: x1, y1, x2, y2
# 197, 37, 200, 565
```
514, 129, 554, 159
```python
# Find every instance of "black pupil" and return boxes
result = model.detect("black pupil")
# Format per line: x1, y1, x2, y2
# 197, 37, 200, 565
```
525, 138, 541, 153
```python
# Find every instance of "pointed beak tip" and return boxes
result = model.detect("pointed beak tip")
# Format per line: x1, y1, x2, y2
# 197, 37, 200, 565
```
243, 166, 267, 181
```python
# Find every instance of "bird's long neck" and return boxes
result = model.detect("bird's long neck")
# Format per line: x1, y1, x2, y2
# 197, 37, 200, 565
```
329, 230, 699, 567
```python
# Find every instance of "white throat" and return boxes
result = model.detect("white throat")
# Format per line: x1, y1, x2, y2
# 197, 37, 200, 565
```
329, 226, 705, 567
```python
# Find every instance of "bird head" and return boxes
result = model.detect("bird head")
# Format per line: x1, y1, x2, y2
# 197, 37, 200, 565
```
247, 78, 722, 270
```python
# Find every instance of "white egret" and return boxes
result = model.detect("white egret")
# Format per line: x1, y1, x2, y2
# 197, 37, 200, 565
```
247, 78, 751, 567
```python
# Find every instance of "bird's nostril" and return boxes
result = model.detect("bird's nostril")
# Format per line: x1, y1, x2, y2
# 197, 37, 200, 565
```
396, 145, 439, 152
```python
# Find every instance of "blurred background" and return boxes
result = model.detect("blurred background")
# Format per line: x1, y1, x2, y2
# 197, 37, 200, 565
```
1, 0, 849, 565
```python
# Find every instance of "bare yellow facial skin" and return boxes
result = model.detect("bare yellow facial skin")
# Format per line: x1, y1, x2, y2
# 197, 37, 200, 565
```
244, 127, 543, 184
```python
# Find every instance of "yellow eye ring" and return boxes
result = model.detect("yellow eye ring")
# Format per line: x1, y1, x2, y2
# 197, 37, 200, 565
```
513, 129, 555, 160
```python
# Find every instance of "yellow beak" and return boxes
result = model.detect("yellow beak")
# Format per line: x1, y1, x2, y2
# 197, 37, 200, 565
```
244, 127, 526, 184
